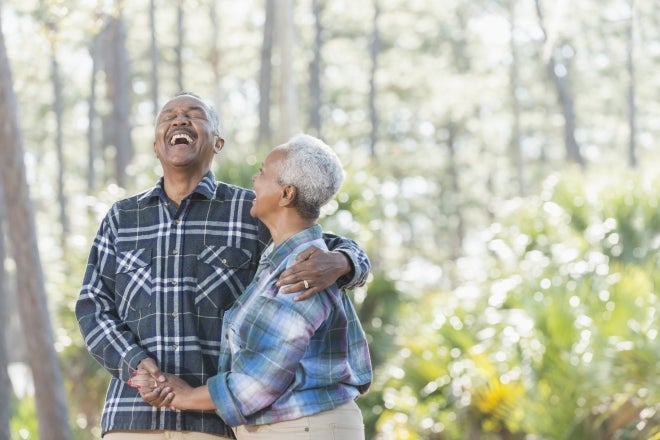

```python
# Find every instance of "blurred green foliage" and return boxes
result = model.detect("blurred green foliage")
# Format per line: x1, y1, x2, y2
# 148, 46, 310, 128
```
361, 170, 659, 439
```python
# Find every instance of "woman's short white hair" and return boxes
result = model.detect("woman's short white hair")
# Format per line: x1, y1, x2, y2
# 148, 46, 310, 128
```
277, 134, 345, 219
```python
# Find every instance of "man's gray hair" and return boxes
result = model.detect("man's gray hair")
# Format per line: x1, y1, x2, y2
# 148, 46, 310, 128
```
278, 134, 345, 220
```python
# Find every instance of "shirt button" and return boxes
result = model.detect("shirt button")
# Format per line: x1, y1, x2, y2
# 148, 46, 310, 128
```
172, 345, 178, 351
171, 280, 177, 286
172, 249, 179, 255
172, 312, 178, 318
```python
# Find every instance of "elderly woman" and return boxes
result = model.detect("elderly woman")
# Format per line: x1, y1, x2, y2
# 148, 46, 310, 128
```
133, 134, 372, 439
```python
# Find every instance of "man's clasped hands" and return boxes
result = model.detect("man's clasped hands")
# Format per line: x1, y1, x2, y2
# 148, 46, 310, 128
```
127, 358, 192, 411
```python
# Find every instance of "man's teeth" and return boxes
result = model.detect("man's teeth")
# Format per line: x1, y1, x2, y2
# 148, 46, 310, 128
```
170, 133, 193, 145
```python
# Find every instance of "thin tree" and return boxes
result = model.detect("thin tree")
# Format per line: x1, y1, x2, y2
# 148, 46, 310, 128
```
209, 0, 224, 133
534, 0, 584, 168
87, 22, 101, 192
446, 123, 465, 266
508, 0, 525, 195
257, 0, 275, 147
176, 0, 184, 90
308, 0, 324, 136
277, 0, 297, 142
0, 183, 10, 440
103, 4, 132, 188
368, 0, 381, 158
0, 11, 71, 440
45, 10, 69, 248
149, 0, 159, 118
626, 0, 637, 168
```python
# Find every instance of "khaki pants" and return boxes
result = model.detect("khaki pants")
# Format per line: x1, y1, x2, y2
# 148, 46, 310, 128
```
233, 400, 364, 440
104, 431, 232, 440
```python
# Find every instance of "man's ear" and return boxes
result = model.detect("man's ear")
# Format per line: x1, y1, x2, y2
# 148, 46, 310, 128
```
153, 141, 159, 159
214, 135, 225, 153
279, 184, 296, 207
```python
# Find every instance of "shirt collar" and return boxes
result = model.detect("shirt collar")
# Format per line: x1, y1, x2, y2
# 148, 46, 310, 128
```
262, 224, 323, 268
138, 170, 218, 202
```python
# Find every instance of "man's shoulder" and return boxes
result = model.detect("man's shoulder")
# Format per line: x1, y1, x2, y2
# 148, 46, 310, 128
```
111, 187, 157, 210
214, 181, 255, 201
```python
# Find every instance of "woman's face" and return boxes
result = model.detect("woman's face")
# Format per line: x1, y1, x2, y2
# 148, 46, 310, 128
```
251, 147, 287, 221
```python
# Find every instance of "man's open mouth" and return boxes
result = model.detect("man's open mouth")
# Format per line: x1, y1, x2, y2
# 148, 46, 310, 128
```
169, 133, 194, 145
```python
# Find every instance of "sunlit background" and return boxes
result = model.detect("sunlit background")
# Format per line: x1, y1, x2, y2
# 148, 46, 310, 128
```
1, 0, 659, 439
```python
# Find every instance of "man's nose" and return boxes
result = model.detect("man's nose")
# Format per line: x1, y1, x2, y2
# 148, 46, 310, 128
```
172, 114, 190, 125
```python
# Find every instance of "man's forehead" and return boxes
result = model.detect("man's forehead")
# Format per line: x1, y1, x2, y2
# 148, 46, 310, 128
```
162, 95, 206, 110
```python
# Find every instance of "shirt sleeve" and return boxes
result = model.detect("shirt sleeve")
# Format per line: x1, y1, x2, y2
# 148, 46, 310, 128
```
75, 208, 148, 382
321, 233, 370, 291
208, 293, 332, 426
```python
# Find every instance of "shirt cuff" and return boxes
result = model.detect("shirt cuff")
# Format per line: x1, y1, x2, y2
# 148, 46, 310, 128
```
333, 250, 360, 290
207, 374, 248, 427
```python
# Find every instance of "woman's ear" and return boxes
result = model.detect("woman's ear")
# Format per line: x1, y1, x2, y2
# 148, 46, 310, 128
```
214, 135, 225, 153
279, 184, 296, 207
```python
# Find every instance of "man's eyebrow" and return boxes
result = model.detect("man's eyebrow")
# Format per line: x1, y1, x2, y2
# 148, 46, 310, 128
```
187, 105, 207, 113
160, 105, 207, 115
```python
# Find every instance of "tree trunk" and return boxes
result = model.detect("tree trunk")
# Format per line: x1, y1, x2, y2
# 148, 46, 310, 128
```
209, 0, 224, 135
508, 0, 525, 195
626, 0, 636, 168
447, 123, 464, 261
176, 0, 184, 91
49, 34, 69, 247
0, 18, 71, 440
277, 0, 297, 142
308, 0, 324, 136
87, 30, 100, 192
0, 183, 10, 440
368, 0, 381, 158
257, 0, 275, 148
534, 0, 584, 168
149, 0, 159, 117
103, 9, 133, 187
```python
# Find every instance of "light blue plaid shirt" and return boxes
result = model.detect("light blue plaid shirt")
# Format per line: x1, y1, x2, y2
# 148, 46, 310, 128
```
75, 172, 370, 437
208, 224, 372, 427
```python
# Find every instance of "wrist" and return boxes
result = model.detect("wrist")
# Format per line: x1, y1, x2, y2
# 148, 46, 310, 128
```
331, 250, 351, 276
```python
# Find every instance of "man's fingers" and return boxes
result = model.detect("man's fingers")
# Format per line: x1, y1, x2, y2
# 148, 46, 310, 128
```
277, 245, 327, 292
278, 278, 311, 294
143, 386, 173, 407
157, 390, 175, 407
138, 358, 161, 376
294, 287, 317, 302
294, 246, 317, 263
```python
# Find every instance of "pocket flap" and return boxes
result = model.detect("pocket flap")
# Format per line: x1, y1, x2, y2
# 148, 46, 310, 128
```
198, 246, 252, 269
116, 248, 152, 273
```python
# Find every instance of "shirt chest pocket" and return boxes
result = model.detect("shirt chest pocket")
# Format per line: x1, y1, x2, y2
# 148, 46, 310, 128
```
195, 245, 254, 312
115, 247, 153, 318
